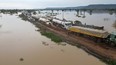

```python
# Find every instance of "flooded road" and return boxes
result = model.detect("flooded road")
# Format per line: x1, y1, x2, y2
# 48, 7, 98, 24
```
0, 14, 106, 65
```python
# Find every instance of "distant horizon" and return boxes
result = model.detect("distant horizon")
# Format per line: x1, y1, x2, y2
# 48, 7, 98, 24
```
45, 4, 116, 8
0, 0, 116, 9
0, 4, 115, 10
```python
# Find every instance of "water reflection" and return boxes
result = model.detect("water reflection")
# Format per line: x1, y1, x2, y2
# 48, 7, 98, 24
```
104, 18, 110, 21
18, 13, 106, 65
47, 10, 116, 32
113, 20, 116, 29
0, 10, 109, 65
0, 25, 2, 28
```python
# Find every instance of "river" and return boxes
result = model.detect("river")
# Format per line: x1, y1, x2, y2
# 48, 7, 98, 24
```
0, 14, 106, 65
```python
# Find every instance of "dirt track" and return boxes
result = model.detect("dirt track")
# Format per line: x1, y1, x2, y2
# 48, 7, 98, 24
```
35, 22, 116, 61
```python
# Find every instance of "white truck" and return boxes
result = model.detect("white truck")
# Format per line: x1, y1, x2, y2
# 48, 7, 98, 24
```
52, 18, 72, 29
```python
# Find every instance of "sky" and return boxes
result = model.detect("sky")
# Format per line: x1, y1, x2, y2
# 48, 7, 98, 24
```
0, 0, 116, 9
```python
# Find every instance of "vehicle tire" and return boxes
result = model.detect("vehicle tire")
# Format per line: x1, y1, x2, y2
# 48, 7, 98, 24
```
110, 42, 115, 47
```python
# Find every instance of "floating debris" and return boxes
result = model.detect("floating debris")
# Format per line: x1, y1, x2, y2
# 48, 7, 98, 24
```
61, 49, 64, 52
42, 41, 49, 46
20, 58, 24, 61
60, 43, 66, 46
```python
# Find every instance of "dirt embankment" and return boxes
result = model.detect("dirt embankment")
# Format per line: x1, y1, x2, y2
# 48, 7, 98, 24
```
34, 21, 116, 61
19, 14, 116, 64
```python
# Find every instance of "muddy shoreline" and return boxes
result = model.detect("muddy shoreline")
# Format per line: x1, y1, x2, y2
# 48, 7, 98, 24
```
19, 15, 116, 64
37, 22, 111, 59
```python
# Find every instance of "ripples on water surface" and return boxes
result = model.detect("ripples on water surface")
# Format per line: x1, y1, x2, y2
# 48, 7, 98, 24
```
0, 14, 106, 65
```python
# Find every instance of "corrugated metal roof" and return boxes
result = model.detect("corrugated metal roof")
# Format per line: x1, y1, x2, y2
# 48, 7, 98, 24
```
68, 26, 110, 38
72, 26, 107, 33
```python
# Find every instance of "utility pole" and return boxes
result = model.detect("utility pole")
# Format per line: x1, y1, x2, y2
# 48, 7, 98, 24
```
62, 10, 64, 20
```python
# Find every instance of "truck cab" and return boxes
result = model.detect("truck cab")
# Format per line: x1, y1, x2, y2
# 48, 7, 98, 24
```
109, 32, 116, 46
62, 22, 72, 29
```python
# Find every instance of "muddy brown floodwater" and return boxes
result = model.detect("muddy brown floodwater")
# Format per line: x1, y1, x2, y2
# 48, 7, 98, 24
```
0, 14, 106, 65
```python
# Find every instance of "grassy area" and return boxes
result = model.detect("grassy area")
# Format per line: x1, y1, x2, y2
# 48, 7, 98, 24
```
107, 60, 116, 65
100, 59, 116, 65
41, 31, 62, 43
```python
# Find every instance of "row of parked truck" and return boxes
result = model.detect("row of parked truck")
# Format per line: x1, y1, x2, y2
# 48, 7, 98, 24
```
22, 11, 116, 46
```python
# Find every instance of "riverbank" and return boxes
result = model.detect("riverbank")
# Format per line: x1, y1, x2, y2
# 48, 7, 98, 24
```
19, 14, 116, 65
38, 22, 116, 64
40, 31, 62, 43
